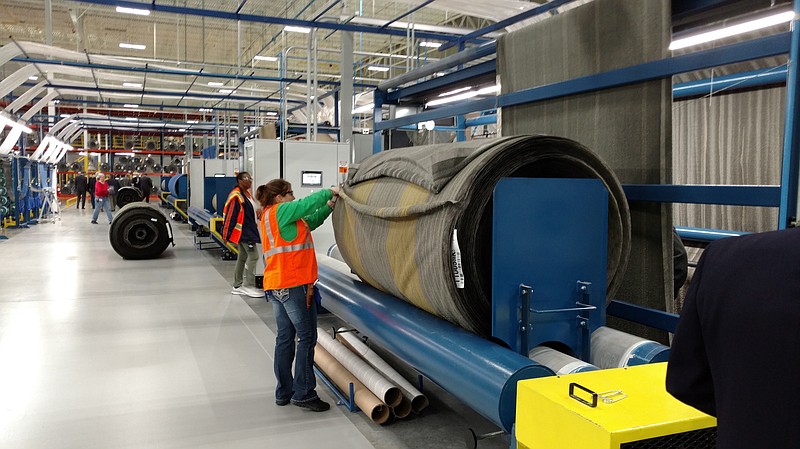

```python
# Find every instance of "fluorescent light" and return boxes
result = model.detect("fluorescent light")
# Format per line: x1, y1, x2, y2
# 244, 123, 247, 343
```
284, 26, 311, 34
199, 108, 213, 112
352, 103, 374, 114
266, 111, 278, 116
254, 55, 278, 62
439, 86, 472, 97
219, 89, 234, 94
125, 117, 138, 121
476, 85, 500, 95
368, 66, 390, 72
420, 41, 442, 48
116, 6, 150, 16
122, 82, 142, 88
60, 114, 70, 118
670, 10, 795, 50
186, 120, 199, 124
123, 104, 139, 108
178, 128, 186, 132
426, 91, 478, 107
28, 76, 38, 81
207, 81, 224, 87
119, 43, 146, 50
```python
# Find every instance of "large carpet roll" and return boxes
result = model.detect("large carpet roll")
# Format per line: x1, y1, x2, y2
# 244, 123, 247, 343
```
333, 135, 630, 336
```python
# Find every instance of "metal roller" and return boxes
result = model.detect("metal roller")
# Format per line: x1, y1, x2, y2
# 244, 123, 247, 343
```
69, 162, 81, 171
316, 254, 554, 433
99, 163, 110, 172
528, 346, 599, 375
151, 164, 162, 173
144, 157, 155, 167
0, 186, 7, 196
0, 196, 8, 206
132, 156, 143, 165
0, 204, 9, 216
590, 326, 670, 369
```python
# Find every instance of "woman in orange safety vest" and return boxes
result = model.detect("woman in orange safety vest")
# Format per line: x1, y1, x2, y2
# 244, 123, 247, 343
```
255, 178, 339, 412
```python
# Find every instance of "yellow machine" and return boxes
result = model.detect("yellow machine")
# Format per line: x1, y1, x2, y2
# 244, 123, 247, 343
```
516, 363, 716, 449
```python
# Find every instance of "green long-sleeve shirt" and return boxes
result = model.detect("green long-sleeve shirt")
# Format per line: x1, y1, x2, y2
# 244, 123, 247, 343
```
273, 189, 334, 241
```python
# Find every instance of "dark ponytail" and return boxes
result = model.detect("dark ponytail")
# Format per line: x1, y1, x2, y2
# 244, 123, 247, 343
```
256, 179, 291, 207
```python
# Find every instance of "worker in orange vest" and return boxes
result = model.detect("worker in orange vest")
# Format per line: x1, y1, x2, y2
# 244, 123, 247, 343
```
222, 172, 263, 298
255, 178, 339, 412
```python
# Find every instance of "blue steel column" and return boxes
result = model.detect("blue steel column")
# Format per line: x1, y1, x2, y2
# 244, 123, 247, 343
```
779, 0, 800, 229
372, 89, 385, 153
455, 115, 466, 142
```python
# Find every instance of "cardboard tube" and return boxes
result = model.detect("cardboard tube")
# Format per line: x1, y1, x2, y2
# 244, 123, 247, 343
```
314, 345, 390, 425
337, 329, 430, 413
317, 328, 403, 407
391, 396, 412, 419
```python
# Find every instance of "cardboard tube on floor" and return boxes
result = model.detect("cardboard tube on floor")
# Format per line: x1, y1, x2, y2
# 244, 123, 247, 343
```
337, 329, 430, 413
314, 345, 390, 425
317, 328, 403, 407
391, 396, 412, 419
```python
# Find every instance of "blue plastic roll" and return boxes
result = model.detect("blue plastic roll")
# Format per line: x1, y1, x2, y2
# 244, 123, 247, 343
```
316, 256, 554, 433
167, 174, 188, 199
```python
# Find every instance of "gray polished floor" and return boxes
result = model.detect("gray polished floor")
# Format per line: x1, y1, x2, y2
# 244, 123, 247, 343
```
0, 206, 375, 449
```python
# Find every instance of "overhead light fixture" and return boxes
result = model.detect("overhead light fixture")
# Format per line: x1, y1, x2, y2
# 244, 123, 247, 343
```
254, 55, 279, 62
669, 10, 795, 50
199, 108, 213, 112
60, 114, 70, 118
439, 86, 472, 97
119, 42, 147, 50
284, 26, 311, 34
122, 82, 142, 88
219, 89, 234, 94
178, 128, 186, 132
367, 66, 390, 72
266, 111, 278, 116
125, 117, 138, 121
116, 152, 135, 156
207, 82, 224, 87
116, 6, 151, 16
352, 103, 374, 114
28, 76, 39, 81
123, 104, 139, 108
187, 120, 199, 124
420, 41, 442, 48
476, 85, 500, 95
425, 85, 499, 107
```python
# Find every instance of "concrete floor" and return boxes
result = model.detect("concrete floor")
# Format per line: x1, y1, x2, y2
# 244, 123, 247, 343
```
0, 205, 508, 449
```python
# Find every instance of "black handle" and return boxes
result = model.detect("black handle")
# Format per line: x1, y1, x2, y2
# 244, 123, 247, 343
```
569, 382, 598, 408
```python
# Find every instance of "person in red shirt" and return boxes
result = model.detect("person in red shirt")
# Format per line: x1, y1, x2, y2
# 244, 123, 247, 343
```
91, 173, 114, 224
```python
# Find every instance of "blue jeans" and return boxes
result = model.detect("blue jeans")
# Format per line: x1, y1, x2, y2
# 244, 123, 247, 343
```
92, 197, 113, 223
269, 285, 318, 403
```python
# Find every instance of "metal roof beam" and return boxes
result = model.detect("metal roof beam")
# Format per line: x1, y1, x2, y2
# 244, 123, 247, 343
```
65, 0, 461, 40
11, 56, 377, 88
438, 0, 578, 51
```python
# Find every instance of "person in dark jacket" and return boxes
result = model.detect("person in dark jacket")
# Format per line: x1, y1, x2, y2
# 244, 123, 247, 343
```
87, 173, 96, 209
134, 173, 153, 202
222, 172, 263, 298
666, 227, 800, 449
107, 175, 121, 211
74, 172, 88, 209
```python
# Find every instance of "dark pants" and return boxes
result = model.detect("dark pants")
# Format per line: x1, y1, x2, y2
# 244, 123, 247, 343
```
269, 286, 319, 404
142, 188, 151, 203
76, 190, 86, 209
89, 193, 95, 209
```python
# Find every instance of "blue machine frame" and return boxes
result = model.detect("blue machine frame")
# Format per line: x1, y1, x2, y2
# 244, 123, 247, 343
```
373, 2, 800, 234
492, 178, 608, 360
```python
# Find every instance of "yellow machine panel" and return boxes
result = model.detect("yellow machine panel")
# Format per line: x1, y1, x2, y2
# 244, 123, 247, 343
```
516, 363, 716, 449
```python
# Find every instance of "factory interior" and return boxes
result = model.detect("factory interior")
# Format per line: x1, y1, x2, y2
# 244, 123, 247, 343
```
1, 0, 797, 447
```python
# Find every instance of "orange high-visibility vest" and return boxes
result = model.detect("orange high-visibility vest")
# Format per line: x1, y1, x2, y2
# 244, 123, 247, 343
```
259, 204, 317, 290
222, 188, 248, 244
